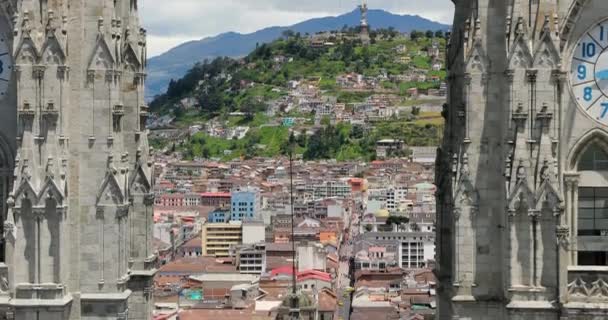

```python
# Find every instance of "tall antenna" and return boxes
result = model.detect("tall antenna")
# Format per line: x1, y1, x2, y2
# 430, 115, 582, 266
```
288, 134, 299, 319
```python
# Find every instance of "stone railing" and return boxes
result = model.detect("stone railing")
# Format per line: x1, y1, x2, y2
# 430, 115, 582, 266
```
14, 283, 65, 300
566, 266, 608, 303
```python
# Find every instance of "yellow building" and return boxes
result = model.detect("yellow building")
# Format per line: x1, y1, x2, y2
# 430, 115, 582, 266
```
201, 221, 242, 257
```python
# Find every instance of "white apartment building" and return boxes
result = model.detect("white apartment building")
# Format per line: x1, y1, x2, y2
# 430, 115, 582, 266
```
309, 181, 351, 199
360, 231, 435, 269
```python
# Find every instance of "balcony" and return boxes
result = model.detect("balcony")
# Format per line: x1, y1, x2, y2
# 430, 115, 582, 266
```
113, 104, 125, 116
18, 102, 35, 117
566, 266, 608, 307
42, 102, 58, 116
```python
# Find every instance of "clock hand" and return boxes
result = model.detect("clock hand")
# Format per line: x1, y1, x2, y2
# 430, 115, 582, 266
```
596, 69, 608, 80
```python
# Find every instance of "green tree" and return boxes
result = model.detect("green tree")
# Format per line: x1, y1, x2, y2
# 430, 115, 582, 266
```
202, 147, 210, 159
351, 125, 365, 139
282, 30, 295, 39
411, 106, 421, 116
410, 30, 420, 40
321, 115, 331, 126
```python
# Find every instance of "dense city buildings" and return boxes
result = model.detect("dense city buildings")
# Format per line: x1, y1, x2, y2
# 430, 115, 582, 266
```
144, 2, 449, 320
152, 154, 438, 319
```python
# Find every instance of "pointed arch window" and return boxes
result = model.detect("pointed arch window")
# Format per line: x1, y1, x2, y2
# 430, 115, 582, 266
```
576, 142, 608, 265
578, 143, 608, 171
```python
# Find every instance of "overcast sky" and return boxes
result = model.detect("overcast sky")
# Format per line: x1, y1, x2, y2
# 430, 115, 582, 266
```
140, 0, 455, 57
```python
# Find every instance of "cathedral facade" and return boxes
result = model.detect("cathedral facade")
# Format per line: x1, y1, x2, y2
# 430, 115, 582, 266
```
437, 0, 608, 319
0, 0, 156, 319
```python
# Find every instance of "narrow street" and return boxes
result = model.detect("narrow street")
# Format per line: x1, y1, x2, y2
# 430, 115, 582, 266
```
337, 203, 361, 320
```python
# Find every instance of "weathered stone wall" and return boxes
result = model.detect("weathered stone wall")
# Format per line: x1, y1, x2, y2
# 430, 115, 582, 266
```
439, 0, 608, 319
0, 1, 155, 319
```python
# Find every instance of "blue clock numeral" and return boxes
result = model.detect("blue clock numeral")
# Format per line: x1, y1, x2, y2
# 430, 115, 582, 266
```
0, 60, 5, 75
584, 87, 593, 102
578, 65, 587, 80
601, 103, 608, 118
601, 26, 606, 41
583, 42, 597, 58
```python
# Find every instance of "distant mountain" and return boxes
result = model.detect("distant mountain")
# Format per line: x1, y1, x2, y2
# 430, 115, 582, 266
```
146, 9, 450, 100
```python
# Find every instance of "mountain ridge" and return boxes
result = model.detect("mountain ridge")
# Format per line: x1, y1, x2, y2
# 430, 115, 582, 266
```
146, 8, 450, 99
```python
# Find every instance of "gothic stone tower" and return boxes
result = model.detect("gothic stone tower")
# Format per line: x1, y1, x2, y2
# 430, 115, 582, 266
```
0, 0, 156, 319
437, 0, 608, 319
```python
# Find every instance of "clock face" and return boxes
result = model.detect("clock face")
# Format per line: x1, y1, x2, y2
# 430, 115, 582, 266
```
0, 35, 11, 99
570, 20, 608, 125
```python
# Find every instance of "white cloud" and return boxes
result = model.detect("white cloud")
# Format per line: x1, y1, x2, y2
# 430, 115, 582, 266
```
140, 0, 454, 57
146, 35, 203, 57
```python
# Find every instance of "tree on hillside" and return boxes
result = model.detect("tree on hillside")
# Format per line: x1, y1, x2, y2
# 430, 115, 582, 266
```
435, 30, 444, 38
425, 30, 434, 38
410, 30, 421, 40
240, 97, 266, 121
282, 30, 295, 39
351, 125, 365, 139
411, 106, 421, 116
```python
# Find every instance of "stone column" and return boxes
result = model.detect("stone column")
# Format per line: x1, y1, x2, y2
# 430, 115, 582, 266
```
564, 179, 571, 227
505, 69, 514, 133
508, 209, 517, 288
453, 207, 461, 287
556, 224, 569, 302
564, 172, 579, 265
463, 74, 471, 143
572, 178, 579, 265
528, 209, 540, 288
529, 210, 541, 288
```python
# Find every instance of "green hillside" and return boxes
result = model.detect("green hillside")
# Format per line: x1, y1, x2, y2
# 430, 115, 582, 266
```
149, 29, 446, 161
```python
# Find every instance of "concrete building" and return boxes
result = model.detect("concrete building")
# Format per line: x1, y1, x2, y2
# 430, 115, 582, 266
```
375, 139, 405, 159
190, 273, 259, 301
208, 208, 230, 223
242, 221, 265, 244
409, 146, 437, 164
354, 244, 399, 271
202, 221, 243, 257
310, 181, 351, 199
183, 193, 202, 206
297, 243, 327, 272
0, 1, 155, 319
437, 1, 608, 319
385, 186, 408, 211
360, 231, 434, 269
233, 243, 266, 275
230, 186, 261, 221
200, 192, 231, 207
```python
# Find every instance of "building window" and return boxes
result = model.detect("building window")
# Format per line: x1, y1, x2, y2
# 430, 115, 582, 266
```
578, 187, 608, 236
578, 143, 608, 171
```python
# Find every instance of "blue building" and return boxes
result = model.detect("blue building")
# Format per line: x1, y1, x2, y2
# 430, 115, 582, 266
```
230, 186, 261, 221
208, 208, 230, 223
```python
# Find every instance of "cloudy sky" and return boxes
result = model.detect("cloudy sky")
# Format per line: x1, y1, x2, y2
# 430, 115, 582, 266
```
140, 0, 455, 57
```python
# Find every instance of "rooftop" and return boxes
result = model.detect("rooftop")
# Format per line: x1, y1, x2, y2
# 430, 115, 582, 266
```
159, 256, 237, 275
190, 273, 259, 283
178, 309, 254, 320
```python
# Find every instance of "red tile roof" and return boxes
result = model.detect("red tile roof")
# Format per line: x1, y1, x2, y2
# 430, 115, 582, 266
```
297, 270, 332, 282
270, 265, 295, 277
178, 309, 254, 320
